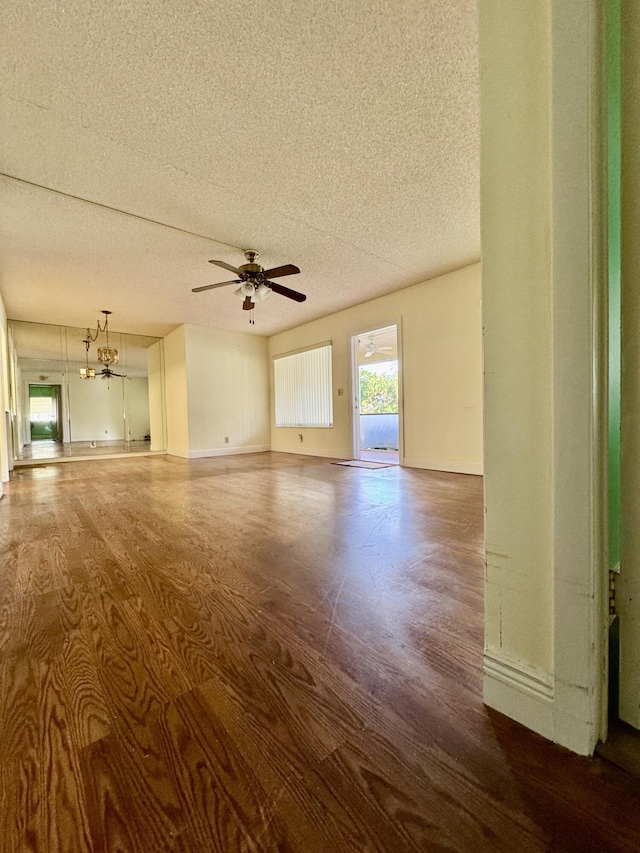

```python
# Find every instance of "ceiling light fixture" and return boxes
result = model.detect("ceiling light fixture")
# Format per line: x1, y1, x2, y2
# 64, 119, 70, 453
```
80, 310, 119, 377
233, 278, 273, 325
84, 310, 120, 365
79, 336, 96, 379
96, 310, 119, 365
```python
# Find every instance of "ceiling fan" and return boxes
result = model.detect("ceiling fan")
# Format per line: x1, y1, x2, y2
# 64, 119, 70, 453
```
361, 336, 393, 358
99, 366, 130, 380
192, 250, 306, 319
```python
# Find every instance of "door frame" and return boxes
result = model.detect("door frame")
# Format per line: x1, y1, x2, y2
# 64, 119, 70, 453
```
350, 320, 404, 465
28, 383, 63, 443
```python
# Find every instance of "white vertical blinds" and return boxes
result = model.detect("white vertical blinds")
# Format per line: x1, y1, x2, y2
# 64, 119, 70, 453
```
274, 344, 333, 427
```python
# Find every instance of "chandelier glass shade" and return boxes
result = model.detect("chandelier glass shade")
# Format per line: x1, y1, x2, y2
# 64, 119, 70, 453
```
97, 344, 119, 365
234, 281, 272, 303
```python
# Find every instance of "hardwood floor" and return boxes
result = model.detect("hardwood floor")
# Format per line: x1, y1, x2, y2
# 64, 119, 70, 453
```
1, 451, 639, 852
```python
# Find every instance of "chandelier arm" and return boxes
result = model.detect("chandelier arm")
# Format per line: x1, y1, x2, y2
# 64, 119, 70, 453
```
83, 311, 119, 368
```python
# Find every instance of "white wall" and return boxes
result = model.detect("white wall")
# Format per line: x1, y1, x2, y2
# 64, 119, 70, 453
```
481, 0, 554, 683
10, 337, 22, 455
184, 325, 270, 456
268, 264, 483, 474
0, 293, 8, 487
148, 340, 167, 451
163, 326, 190, 457
162, 324, 270, 459
68, 370, 126, 441
20, 368, 150, 445
480, 0, 605, 755
125, 378, 150, 442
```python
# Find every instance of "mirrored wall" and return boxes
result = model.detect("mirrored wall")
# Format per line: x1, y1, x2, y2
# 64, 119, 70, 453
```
8, 320, 166, 462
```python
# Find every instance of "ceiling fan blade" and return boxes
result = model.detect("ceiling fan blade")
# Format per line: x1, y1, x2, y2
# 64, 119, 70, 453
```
192, 279, 241, 293
208, 259, 241, 274
261, 264, 300, 279
267, 280, 307, 302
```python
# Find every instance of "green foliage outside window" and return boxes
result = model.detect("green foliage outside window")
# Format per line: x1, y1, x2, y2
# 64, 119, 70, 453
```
359, 365, 398, 414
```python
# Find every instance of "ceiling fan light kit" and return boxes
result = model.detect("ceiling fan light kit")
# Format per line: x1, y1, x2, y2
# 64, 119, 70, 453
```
193, 249, 306, 324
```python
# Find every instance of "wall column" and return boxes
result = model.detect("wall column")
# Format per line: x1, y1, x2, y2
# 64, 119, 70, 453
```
480, 0, 607, 754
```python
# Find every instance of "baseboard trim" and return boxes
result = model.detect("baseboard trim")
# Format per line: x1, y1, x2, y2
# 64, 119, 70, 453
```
403, 457, 484, 476
187, 444, 270, 459
483, 650, 554, 741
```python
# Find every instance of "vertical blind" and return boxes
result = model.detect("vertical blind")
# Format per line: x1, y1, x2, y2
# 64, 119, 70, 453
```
274, 344, 333, 427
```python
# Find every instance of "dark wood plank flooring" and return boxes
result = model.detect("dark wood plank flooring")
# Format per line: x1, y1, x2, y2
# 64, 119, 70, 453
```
1, 452, 639, 852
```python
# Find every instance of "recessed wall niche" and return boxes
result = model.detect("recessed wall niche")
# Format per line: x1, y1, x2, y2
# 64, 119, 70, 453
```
8, 320, 166, 461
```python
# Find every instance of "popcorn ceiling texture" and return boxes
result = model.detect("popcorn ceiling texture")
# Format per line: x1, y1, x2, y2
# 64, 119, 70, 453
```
0, 0, 479, 337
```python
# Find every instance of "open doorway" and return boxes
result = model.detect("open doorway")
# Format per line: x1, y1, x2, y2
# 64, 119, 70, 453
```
28, 384, 63, 443
352, 325, 400, 465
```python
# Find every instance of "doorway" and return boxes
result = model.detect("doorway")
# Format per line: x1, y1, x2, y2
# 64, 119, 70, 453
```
352, 325, 400, 465
28, 384, 63, 443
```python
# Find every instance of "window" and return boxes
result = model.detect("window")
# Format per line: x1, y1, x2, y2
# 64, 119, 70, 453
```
274, 343, 333, 427
29, 395, 55, 422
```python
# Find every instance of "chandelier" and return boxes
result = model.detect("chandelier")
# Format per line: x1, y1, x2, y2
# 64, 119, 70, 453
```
79, 309, 119, 378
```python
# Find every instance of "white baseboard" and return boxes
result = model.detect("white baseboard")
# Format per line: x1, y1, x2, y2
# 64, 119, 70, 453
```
403, 457, 484, 475
483, 650, 598, 755
483, 650, 554, 741
187, 444, 270, 459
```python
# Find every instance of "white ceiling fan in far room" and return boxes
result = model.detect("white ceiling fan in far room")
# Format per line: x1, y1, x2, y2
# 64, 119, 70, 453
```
361, 336, 393, 358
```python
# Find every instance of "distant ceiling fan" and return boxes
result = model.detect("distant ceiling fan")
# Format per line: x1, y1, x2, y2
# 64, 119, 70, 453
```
361, 336, 393, 358
99, 366, 130, 380
192, 250, 306, 322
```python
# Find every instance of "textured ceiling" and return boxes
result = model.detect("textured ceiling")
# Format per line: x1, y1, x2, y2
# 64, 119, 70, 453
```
0, 0, 479, 338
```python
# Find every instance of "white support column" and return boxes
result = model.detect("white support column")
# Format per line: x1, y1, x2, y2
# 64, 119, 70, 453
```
480, 0, 607, 755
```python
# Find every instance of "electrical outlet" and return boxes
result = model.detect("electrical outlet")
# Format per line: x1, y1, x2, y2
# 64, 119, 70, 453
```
224, 437, 229, 444
338, 388, 344, 396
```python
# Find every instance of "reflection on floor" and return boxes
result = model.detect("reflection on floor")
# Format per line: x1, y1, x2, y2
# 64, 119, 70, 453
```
16, 440, 159, 466
360, 448, 400, 464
